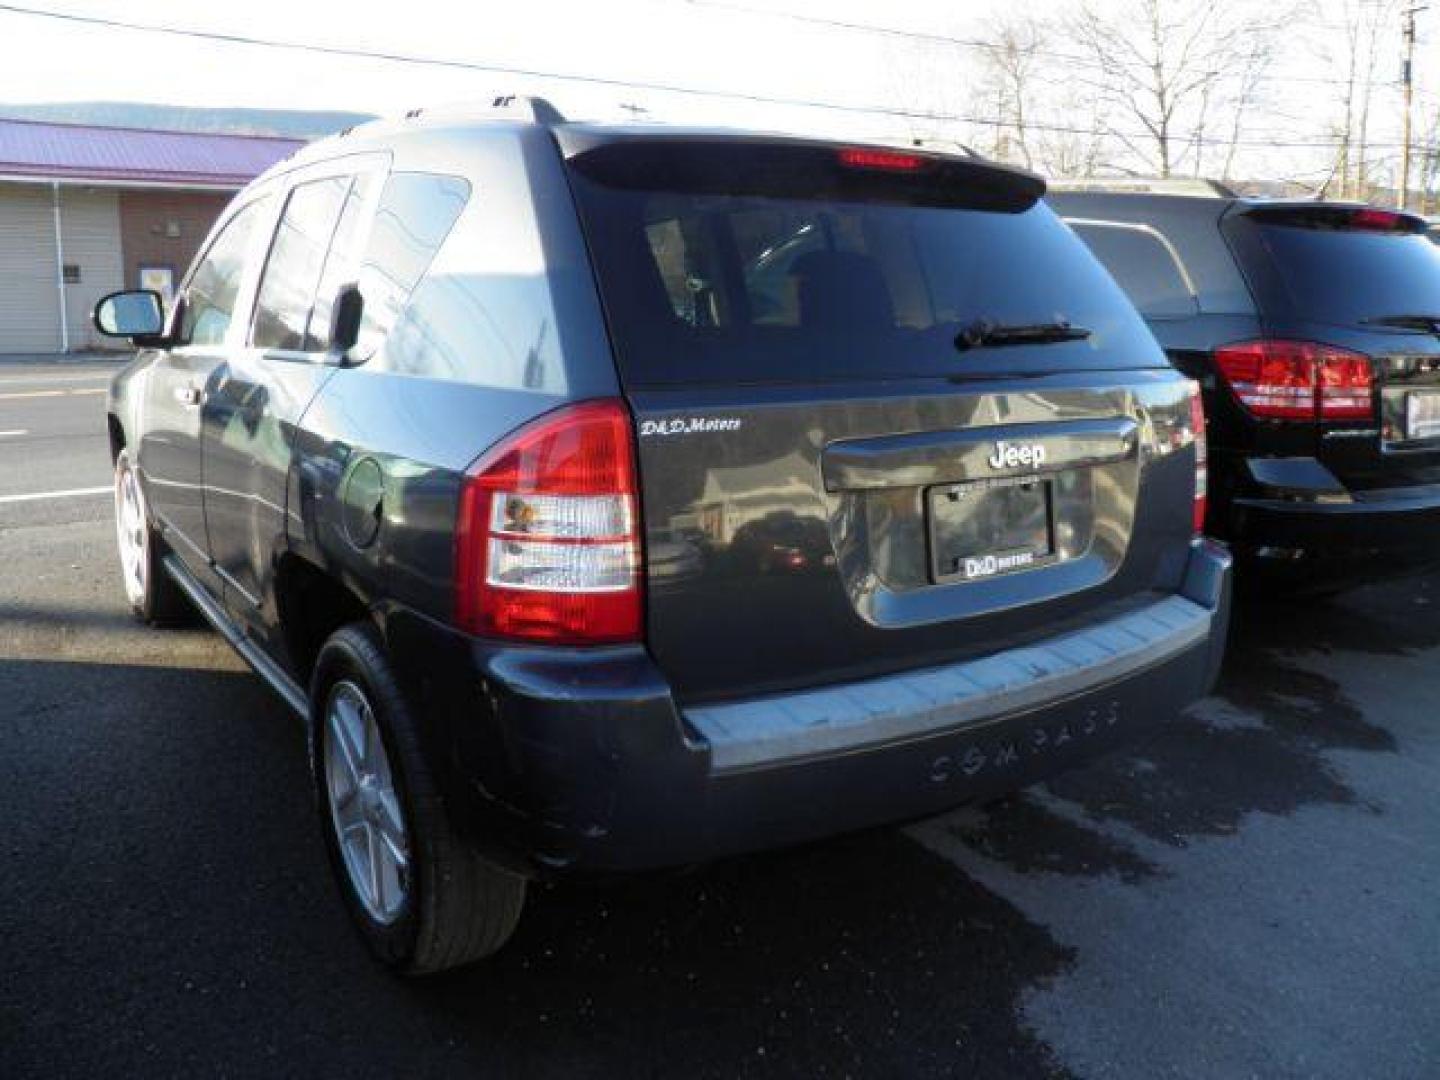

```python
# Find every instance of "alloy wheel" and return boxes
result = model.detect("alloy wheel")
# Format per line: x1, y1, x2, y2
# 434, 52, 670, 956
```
114, 462, 147, 605
324, 681, 411, 924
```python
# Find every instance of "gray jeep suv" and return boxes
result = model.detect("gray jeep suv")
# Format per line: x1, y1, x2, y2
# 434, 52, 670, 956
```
96, 97, 1230, 973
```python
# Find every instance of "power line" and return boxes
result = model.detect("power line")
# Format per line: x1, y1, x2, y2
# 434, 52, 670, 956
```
684, 0, 1410, 90
0, 2, 1423, 153
693, 0, 1417, 45
0, 2, 938, 119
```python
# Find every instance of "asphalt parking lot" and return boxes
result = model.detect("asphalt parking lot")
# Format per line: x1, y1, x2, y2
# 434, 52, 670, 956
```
2, 358, 1438, 1079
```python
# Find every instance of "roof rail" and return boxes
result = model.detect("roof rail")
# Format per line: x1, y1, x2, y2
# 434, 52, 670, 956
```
401, 96, 567, 127
489, 95, 566, 125
1049, 176, 1236, 198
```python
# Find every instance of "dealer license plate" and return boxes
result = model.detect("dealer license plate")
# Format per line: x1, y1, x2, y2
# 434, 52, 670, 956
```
928, 476, 1054, 584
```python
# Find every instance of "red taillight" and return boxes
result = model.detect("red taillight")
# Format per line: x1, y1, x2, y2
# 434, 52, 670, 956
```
455, 399, 642, 645
1213, 340, 1373, 422
1316, 354, 1374, 418
1213, 341, 1315, 419
1188, 381, 1207, 534
837, 147, 927, 172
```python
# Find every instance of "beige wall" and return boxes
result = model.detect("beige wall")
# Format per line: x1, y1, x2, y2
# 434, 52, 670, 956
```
118, 189, 232, 298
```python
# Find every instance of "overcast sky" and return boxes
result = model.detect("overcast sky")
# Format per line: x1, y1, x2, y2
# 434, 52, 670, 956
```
0, 0, 1434, 188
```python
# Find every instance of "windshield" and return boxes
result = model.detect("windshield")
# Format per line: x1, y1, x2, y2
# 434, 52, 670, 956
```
1233, 218, 1440, 328
567, 180, 1160, 386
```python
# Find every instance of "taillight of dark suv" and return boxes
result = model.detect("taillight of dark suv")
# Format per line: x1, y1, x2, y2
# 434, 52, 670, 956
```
455, 399, 644, 644
1189, 381, 1208, 533
1213, 340, 1375, 422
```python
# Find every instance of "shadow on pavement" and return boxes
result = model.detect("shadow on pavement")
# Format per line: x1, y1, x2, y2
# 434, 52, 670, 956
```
1041, 579, 1436, 846
419, 835, 1077, 1079
1, 658, 1074, 1079
1231, 573, 1440, 659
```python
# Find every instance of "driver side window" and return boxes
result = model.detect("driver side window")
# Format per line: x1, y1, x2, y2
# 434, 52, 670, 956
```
180, 198, 267, 346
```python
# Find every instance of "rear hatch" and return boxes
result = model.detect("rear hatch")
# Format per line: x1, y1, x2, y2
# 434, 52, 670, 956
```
562, 133, 1200, 702
1220, 204, 1440, 492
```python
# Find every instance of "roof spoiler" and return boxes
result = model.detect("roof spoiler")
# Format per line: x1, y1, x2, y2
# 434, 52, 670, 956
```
559, 131, 1045, 213
1235, 203, 1429, 234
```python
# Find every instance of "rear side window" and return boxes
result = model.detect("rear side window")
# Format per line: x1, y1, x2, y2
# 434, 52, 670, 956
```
251, 176, 351, 352
1229, 215, 1440, 326
181, 198, 267, 347
567, 170, 1153, 385
308, 175, 377, 352
1068, 221, 1197, 319
355, 173, 470, 359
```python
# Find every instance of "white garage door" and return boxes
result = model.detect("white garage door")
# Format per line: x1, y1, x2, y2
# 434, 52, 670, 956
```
0, 183, 124, 354
0, 182, 61, 353
58, 188, 125, 351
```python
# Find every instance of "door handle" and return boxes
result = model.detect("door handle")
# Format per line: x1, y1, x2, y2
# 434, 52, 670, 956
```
174, 385, 204, 408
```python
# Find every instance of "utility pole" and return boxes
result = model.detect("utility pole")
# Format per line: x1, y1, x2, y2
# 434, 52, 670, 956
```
1399, 5, 1427, 209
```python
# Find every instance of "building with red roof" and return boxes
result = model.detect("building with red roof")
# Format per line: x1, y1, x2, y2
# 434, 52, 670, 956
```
0, 117, 302, 352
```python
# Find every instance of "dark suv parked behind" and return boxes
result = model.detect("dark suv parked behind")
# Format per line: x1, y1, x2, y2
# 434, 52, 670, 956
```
1052, 188, 1440, 590
96, 99, 1229, 973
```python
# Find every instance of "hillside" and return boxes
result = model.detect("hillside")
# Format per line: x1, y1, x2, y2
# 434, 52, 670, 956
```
0, 101, 373, 140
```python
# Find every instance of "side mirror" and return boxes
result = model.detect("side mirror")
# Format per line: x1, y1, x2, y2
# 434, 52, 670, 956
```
329, 283, 364, 363
94, 290, 165, 341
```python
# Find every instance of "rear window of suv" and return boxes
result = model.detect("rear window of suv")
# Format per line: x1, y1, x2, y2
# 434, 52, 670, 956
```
1228, 212, 1440, 327
566, 148, 1156, 386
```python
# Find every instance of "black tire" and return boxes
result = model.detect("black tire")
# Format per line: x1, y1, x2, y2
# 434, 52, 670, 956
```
311, 622, 526, 974
113, 448, 191, 625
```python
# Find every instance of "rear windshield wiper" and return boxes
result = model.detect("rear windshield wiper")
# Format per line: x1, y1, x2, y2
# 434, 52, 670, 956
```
1361, 314, 1440, 333
955, 318, 1092, 351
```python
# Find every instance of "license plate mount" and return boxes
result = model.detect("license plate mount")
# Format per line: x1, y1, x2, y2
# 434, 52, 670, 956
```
928, 475, 1055, 584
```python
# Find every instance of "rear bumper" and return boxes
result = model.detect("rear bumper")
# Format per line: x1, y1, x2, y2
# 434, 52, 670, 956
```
388, 540, 1231, 876
1232, 461, 1440, 554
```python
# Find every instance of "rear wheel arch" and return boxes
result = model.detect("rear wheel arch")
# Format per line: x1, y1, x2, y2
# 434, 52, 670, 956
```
272, 553, 375, 690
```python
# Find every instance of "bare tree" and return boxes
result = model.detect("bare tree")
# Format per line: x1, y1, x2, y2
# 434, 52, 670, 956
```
875, 33, 991, 155
1067, 0, 1273, 178
971, 16, 1048, 168
1353, 1, 1397, 197
1216, 11, 1297, 182
879, 0, 1347, 190
1418, 104, 1440, 213
1035, 87, 1112, 177
1322, 9, 1364, 197
1318, 0, 1400, 199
